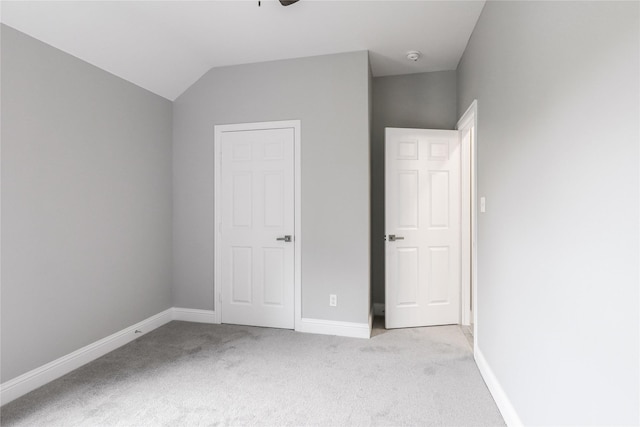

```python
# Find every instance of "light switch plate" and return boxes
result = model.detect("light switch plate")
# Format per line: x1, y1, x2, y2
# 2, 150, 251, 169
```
480, 197, 486, 213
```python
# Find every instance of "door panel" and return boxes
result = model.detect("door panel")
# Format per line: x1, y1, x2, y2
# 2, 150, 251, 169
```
428, 246, 449, 304
398, 171, 419, 228
231, 246, 252, 304
429, 171, 449, 227
263, 172, 284, 227
385, 128, 460, 329
396, 247, 419, 305
263, 248, 284, 306
220, 127, 295, 329
232, 172, 252, 227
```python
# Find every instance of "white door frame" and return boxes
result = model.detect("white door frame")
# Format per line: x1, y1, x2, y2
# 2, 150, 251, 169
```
214, 120, 302, 328
457, 100, 478, 340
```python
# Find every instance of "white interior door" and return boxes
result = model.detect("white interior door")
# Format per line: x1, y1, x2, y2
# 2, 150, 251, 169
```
385, 128, 460, 329
219, 126, 295, 329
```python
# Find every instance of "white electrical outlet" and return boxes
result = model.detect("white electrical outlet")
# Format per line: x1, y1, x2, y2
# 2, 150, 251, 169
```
329, 294, 337, 307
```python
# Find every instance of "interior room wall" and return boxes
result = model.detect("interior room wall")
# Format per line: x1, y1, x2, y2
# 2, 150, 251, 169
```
457, 2, 639, 424
172, 51, 371, 324
1, 25, 173, 382
371, 71, 457, 305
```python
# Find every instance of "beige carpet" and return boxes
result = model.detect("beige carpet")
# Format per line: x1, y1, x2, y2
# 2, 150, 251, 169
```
1, 319, 505, 426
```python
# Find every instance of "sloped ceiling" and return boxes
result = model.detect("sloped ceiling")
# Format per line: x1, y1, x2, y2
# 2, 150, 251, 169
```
1, 1, 485, 100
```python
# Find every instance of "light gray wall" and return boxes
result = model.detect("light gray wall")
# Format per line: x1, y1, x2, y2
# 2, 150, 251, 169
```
371, 71, 457, 304
457, 2, 639, 425
1, 25, 173, 382
173, 51, 370, 323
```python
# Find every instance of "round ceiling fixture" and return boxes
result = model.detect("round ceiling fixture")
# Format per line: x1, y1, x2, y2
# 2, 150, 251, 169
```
406, 51, 421, 62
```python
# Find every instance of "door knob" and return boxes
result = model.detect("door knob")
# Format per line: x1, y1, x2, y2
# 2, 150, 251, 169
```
388, 234, 404, 242
276, 235, 292, 242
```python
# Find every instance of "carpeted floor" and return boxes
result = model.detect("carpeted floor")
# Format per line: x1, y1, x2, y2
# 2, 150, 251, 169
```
1, 319, 505, 426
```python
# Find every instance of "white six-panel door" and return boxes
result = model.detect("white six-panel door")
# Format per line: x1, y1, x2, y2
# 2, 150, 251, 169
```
385, 128, 460, 329
218, 126, 295, 329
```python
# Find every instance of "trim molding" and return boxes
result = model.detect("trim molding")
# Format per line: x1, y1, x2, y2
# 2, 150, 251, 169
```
1, 306, 371, 406
475, 347, 523, 427
172, 307, 218, 324
296, 317, 371, 339
457, 99, 478, 331
0, 308, 173, 406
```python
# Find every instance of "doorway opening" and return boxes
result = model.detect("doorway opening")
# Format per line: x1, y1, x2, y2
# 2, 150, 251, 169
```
381, 100, 478, 341
384, 128, 461, 329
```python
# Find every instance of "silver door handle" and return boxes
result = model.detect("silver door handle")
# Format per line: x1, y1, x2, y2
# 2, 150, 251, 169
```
276, 235, 292, 242
388, 235, 404, 242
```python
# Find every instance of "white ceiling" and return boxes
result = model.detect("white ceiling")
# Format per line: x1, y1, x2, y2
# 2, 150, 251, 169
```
0, 1, 485, 100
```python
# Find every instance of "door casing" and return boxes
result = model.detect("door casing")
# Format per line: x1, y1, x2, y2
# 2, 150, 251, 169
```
214, 120, 301, 327
458, 100, 478, 341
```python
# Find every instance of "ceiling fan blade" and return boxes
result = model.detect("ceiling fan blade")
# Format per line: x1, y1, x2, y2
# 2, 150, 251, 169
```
279, 0, 300, 5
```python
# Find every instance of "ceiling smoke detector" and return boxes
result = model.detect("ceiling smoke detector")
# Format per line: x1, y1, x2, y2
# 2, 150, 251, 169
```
406, 51, 421, 62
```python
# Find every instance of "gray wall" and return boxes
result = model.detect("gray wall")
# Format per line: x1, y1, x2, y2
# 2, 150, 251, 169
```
457, 2, 639, 425
1, 25, 173, 382
371, 71, 457, 304
173, 51, 370, 323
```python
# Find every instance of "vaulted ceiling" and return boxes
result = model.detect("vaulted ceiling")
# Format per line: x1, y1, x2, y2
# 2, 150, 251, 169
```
1, 1, 485, 100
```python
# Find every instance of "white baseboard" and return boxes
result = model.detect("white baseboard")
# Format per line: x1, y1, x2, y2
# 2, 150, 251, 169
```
475, 347, 523, 427
296, 317, 371, 339
172, 307, 218, 324
373, 303, 385, 317
0, 308, 173, 406
1, 306, 370, 406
